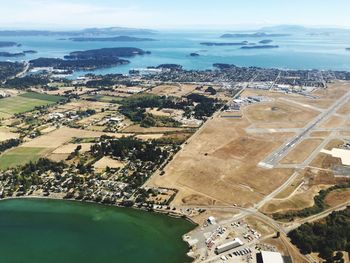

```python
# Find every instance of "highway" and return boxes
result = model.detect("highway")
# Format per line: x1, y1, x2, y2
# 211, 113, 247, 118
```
260, 91, 350, 168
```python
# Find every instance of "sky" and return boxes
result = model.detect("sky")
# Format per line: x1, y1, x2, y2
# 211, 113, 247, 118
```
1, 0, 350, 30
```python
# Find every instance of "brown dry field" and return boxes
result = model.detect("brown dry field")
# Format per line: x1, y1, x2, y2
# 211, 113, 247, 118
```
274, 173, 304, 199
309, 131, 331, 138
260, 185, 328, 214
324, 139, 345, 150
21, 127, 127, 149
135, 134, 164, 140
149, 84, 197, 97
325, 188, 350, 207
309, 153, 342, 169
93, 157, 124, 171
243, 101, 318, 128
0, 130, 19, 141
337, 100, 350, 115
122, 124, 186, 133
319, 116, 345, 129
52, 143, 93, 154
148, 113, 294, 207
280, 139, 323, 164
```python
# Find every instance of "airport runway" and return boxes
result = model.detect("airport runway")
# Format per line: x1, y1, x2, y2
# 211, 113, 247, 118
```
259, 91, 350, 168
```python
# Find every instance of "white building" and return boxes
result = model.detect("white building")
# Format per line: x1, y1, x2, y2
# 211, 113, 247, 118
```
258, 251, 284, 263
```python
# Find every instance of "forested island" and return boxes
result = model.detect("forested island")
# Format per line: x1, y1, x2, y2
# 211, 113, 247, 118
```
346, 48, 350, 51
221, 32, 290, 38
69, 36, 156, 42
241, 45, 279, 49
200, 41, 250, 46
29, 47, 149, 70
64, 47, 150, 59
0, 41, 20, 47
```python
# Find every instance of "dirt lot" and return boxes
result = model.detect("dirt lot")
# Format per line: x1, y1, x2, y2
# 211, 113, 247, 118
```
281, 139, 323, 164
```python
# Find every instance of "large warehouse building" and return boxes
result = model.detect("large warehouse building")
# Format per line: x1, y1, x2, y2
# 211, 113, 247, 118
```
214, 238, 243, 254
257, 251, 284, 263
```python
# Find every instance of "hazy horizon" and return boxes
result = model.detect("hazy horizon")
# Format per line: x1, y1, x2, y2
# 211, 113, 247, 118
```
1, 0, 350, 30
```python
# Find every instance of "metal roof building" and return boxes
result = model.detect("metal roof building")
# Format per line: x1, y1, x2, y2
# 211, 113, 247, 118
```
257, 251, 284, 263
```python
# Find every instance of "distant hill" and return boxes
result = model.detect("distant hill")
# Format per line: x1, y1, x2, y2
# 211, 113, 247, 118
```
221, 32, 290, 38
68, 36, 156, 42
0, 27, 156, 37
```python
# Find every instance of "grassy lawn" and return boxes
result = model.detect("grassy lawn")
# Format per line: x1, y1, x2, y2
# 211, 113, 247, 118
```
0, 92, 64, 116
0, 147, 51, 170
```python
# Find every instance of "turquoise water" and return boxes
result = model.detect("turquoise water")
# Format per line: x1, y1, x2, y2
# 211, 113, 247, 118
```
1, 30, 350, 77
0, 199, 194, 263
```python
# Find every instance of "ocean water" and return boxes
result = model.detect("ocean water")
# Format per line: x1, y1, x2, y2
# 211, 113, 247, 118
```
0, 199, 194, 263
1, 30, 350, 78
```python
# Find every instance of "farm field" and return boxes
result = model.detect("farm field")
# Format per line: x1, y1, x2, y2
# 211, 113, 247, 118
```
0, 92, 64, 116
0, 147, 51, 170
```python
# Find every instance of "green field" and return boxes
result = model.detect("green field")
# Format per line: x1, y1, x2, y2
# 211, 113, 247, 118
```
19, 92, 64, 103
82, 94, 122, 103
0, 92, 64, 116
0, 147, 50, 170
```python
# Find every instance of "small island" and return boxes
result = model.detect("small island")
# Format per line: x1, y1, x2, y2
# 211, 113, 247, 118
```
190, 53, 200, 57
259, 39, 273, 44
200, 41, 249, 46
241, 45, 279, 49
69, 36, 156, 42
221, 32, 290, 38
346, 48, 350, 51
0, 41, 20, 48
